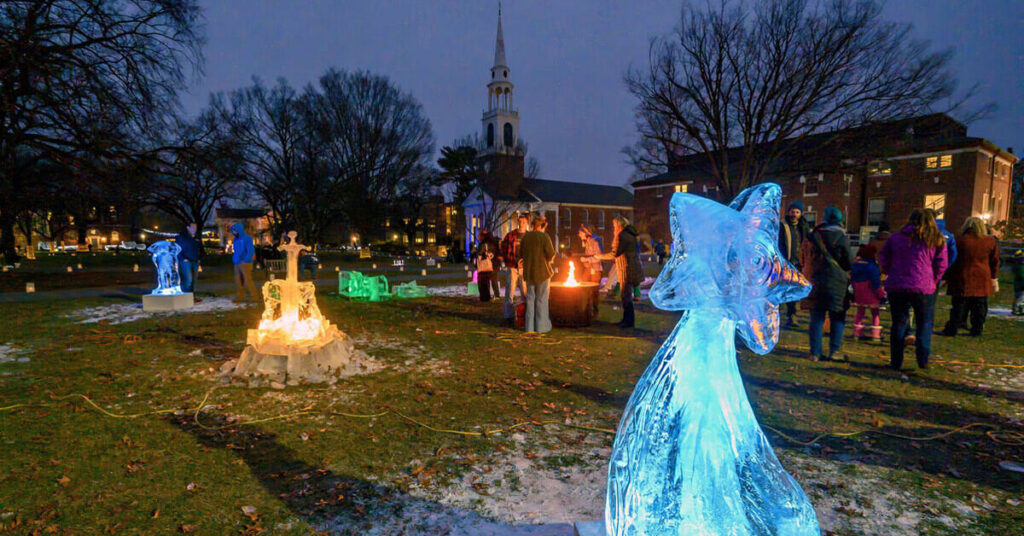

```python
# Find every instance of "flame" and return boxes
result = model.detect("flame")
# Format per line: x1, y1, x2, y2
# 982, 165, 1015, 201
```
256, 309, 326, 346
565, 261, 579, 287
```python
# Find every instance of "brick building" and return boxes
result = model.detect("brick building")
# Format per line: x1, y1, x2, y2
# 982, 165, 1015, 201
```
632, 114, 1017, 243
462, 10, 633, 253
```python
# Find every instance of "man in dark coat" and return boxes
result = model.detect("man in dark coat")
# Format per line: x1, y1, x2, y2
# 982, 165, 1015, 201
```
175, 223, 202, 294
800, 206, 851, 361
779, 201, 808, 327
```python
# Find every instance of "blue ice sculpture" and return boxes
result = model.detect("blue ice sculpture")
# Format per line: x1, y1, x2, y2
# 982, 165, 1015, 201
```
605, 183, 818, 536
148, 240, 183, 296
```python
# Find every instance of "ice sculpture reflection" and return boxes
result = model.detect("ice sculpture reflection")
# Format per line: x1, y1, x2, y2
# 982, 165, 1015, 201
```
605, 183, 819, 536
148, 240, 183, 296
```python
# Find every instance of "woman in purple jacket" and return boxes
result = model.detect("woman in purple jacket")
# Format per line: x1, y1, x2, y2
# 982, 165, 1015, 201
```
878, 209, 948, 371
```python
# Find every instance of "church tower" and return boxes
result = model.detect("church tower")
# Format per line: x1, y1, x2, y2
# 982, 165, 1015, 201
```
479, 5, 524, 198
482, 6, 520, 156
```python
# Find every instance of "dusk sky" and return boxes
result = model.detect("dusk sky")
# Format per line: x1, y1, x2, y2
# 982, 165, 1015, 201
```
181, 0, 1024, 188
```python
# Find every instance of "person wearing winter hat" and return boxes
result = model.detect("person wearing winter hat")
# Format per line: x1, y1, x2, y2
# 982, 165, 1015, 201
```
800, 206, 851, 361
779, 200, 809, 327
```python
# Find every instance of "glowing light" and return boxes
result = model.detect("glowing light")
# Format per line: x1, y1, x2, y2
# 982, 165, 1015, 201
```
564, 261, 579, 287
605, 183, 818, 536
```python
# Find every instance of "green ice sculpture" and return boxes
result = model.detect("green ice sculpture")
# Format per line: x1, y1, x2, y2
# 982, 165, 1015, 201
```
392, 280, 428, 299
605, 183, 819, 535
338, 271, 389, 301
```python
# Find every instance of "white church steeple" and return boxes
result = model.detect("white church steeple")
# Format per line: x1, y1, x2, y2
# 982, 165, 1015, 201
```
482, 4, 519, 155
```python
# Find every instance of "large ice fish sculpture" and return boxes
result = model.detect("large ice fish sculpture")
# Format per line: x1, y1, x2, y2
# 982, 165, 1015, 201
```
148, 240, 183, 296
605, 183, 819, 535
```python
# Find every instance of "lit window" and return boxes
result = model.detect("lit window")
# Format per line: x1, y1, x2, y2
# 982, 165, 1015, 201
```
674, 184, 688, 193
868, 162, 891, 176
940, 154, 952, 168
926, 154, 952, 170
924, 193, 946, 216
428, 232, 436, 244
111, 231, 119, 242
925, 156, 938, 169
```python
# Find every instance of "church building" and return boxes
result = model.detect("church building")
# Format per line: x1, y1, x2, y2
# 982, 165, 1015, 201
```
463, 10, 633, 253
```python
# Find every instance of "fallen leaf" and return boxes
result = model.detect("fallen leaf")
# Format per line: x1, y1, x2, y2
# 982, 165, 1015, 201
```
57, 475, 70, 487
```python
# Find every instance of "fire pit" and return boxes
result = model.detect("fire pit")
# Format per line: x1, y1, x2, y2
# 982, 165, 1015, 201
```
549, 262, 598, 327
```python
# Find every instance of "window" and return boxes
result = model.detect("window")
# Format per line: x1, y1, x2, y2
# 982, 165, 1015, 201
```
844, 174, 853, 196
925, 154, 952, 170
655, 186, 664, 198
868, 161, 892, 176
598, 211, 606, 230
562, 209, 571, 229
580, 209, 589, 225
111, 231, 119, 242
487, 123, 495, 147
427, 232, 436, 244
503, 123, 514, 148
867, 198, 886, 226
924, 193, 946, 216
674, 184, 688, 193
802, 175, 818, 196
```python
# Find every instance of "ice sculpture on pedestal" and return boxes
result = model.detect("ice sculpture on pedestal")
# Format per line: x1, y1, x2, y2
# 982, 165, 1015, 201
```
148, 241, 182, 295
605, 183, 818, 536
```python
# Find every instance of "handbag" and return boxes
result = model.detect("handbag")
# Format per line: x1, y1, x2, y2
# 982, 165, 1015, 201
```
477, 255, 493, 272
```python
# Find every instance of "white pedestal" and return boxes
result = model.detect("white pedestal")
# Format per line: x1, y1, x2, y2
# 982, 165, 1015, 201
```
142, 292, 194, 311
574, 521, 605, 536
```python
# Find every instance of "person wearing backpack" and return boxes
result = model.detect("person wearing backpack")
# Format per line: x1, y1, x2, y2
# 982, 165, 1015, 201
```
800, 206, 851, 361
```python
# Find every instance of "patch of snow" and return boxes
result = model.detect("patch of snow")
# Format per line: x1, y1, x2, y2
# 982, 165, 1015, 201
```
0, 343, 30, 364
989, 307, 1024, 322
427, 285, 474, 298
69, 296, 248, 325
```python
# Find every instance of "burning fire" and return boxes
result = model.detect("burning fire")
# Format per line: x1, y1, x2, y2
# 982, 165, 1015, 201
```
564, 261, 579, 287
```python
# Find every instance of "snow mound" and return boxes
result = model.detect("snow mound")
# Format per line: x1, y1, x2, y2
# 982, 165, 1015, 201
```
69, 296, 248, 325
0, 343, 31, 364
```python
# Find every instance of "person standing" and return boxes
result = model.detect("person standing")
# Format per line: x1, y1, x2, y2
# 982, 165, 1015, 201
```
176, 223, 202, 295
878, 209, 948, 371
499, 214, 530, 319
800, 206, 851, 361
850, 245, 886, 341
474, 229, 498, 302
779, 201, 808, 328
941, 217, 1000, 336
519, 216, 555, 333
1010, 249, 1024, 316
230, 222, 258, 303
578, 224, 603, 315
589, 216, 643, 328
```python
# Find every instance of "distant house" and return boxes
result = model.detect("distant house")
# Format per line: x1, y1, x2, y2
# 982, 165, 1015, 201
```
462, 10, 633, 253
214, 207, 273, 248
632, 114, 1018, 242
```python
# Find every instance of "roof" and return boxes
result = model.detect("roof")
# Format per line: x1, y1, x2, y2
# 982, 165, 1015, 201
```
493, 10, 507, 68
521, 178, 633, 207
216, 208, 268, 219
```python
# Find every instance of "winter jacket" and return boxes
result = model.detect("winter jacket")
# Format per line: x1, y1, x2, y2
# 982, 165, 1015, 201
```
230, 222, 255, 265
779, 217, 808, 266
581, 237, 603, 273
800, 223, 851, 312
498, 230, 525, 269
851, 258, 885, 305
520, 230, 555, 285
474, 239, 499, 272
936, 220, 957, 267
878, 224, 948, 295
946, 233, 999, 297
614, 225, 644, 287
175, 229, 202, 263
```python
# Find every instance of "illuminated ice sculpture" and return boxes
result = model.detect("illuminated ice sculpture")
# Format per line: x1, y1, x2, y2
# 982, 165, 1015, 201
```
221, 232, 375, 386
148, 240, 182, 295
605, 184, 819, 536
141, 240, 193, 311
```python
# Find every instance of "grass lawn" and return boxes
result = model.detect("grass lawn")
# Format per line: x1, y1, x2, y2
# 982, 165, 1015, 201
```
0, 275, 1021, 535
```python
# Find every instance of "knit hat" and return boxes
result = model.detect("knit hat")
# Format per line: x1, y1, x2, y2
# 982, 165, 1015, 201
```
787, 201, 804, 212
823, 206, 843, 225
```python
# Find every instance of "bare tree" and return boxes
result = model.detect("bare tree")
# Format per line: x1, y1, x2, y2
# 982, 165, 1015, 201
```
0, 0, 203, 262
626, 0, 986, 198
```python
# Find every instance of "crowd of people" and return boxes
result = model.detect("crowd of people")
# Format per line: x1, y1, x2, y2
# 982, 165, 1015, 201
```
471, 214, 643, 334
788, 202, 1012, 372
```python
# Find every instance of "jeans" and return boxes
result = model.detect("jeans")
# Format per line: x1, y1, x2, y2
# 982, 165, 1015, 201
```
234, 262, 258, 301
808, 307, 845, 358
179, 259, 199, 293
526, 279, 551, 333
620, 283, 635, 327
888, 291, 935, 369
503, 267, 527, 318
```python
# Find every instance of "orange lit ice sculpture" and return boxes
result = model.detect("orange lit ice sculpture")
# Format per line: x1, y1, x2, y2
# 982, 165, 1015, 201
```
224, 231, 371, 386
564, 261, 579, 287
